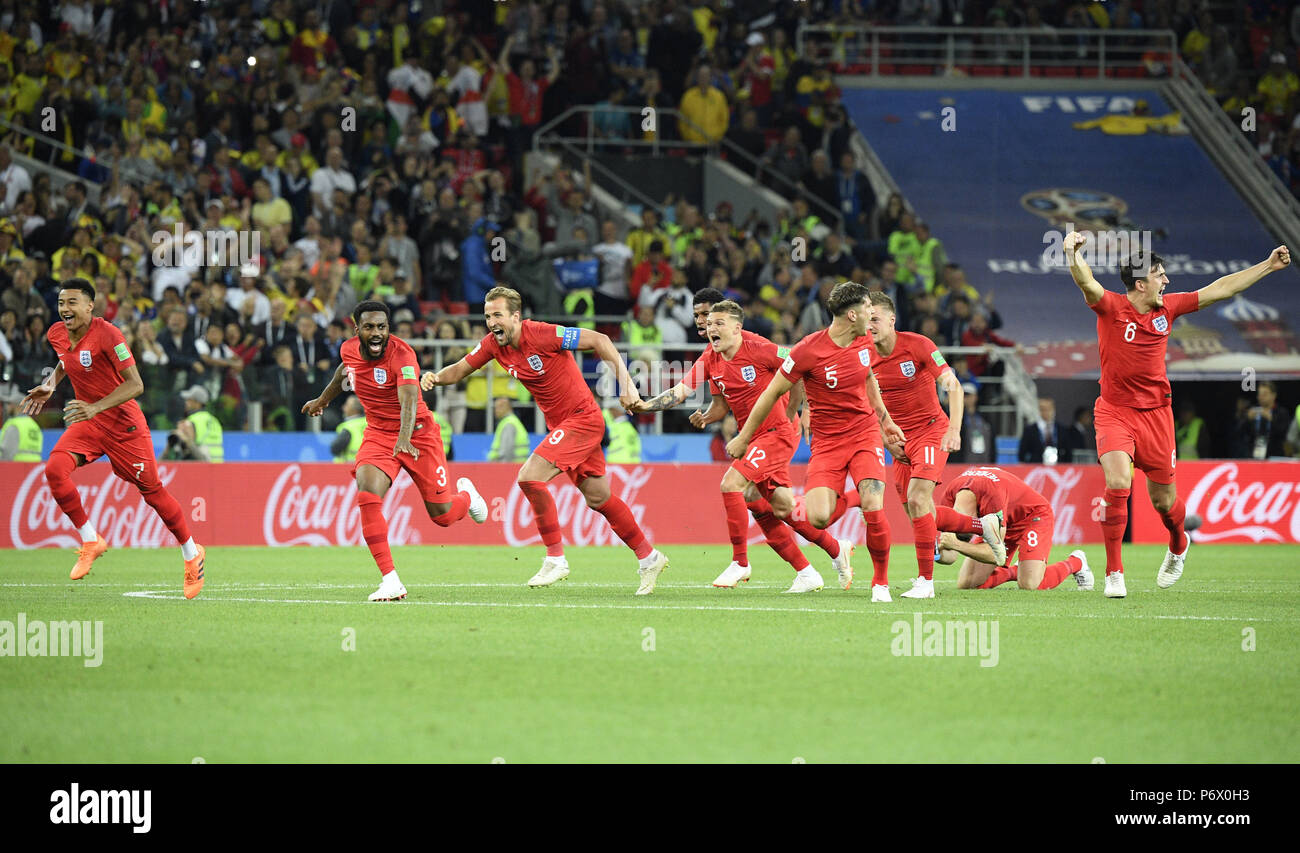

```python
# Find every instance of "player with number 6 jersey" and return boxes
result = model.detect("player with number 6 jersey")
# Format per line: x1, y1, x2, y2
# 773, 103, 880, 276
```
422, 286, 669, 595
936, 466, 1094, 592
304, 300, 488, 602
1066, 232, 1291, 598
629, 299, 856, 593
727, 281, 905, 602
19, 279, 207, 598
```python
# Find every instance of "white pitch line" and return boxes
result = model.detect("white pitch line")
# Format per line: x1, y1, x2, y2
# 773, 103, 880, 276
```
119, 589, 1291, 622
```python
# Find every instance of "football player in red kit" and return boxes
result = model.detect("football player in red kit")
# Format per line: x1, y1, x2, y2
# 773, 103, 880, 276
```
304, 301, 487, 601
20, 279, 206, 598
1066, 231, 1290, 597
630, 300, 856, 592
728, 281, 905, 602
936, 466, 1094, 592
421, 286, 669, 595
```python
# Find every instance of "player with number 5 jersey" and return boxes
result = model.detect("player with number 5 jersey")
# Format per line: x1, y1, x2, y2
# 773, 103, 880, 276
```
304, 300, 488, 602
422, 286, 669, 595
1066, 232, 1290, 598
727, 281, 905, 602
20, 279, 207, 598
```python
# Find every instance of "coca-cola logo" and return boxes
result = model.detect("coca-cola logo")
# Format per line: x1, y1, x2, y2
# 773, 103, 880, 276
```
9, 463, 179, 549
1185, 462, 1300, 543
502, 465, 651, 547
1022, 465, 1085, 544
263, 464, 416, 546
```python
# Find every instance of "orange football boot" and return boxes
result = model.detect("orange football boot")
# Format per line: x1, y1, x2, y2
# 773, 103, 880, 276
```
183, 544, 206, 599
70, 536, 109, 580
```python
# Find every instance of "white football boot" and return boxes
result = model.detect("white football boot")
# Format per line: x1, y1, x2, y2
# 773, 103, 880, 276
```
368, 571, 408, 602
1072, 550, 1094, 591
871, 584, 893, 603
458, 477, 488, 523
784, 567, 825, 593
1156, 538, 1189, 589
901, 576, 935, 599
528, 556, 570, 587
832, 539, 855, 590
636, 549, 669, 595
1104, 571, 1127, 599
712, 561, 751, 588
980, 511, 1008, 566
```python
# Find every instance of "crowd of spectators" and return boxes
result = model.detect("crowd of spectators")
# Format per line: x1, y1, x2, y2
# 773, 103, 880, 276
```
0, 0, 1047, 439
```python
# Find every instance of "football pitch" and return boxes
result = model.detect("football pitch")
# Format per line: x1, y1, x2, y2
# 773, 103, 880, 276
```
1, 544, 1297, 764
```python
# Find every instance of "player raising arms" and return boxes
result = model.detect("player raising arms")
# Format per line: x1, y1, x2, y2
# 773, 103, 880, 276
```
303, 300, 487, 602
867, 291, 999, 599
629, 300, 855, 592
935, 465, 1094, 592
421, 286, 669, 594
20, 279, 206, 598
727, 280, 905, 602
1066, 232, 1290, 597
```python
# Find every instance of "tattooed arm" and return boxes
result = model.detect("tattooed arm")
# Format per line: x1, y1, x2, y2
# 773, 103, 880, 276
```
628, 381, 690, 414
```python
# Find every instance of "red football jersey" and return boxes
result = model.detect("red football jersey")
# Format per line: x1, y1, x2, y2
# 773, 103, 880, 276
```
941, 466, 1051, 529
779, 328, 878, 443
686, 330, 792, 432
465, 319, 596, 428
340, 335, 430, 431
47, 317, 145, 431
1092, 289, 1199, 410
872, 331, 949, 434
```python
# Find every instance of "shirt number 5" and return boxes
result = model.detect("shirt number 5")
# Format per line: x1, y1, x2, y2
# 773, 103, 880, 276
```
824, 365, 838, 389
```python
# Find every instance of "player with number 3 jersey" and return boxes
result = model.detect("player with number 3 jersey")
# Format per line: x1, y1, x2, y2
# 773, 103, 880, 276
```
305, 300, 488, 602
422, 286, 669, 595
1066, 232, 1290, 598
728, 281, 905, 602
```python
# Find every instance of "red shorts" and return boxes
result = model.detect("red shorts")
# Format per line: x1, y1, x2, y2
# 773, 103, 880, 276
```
535, 411, 607, 485
53, 417, 161, 490
353, 416, 453, 503
732, 424, 797, 491
1094, 397, 1176, 484
1005, 508, 1054, 563
892, 420, 950, 502
805, 431, 886, 494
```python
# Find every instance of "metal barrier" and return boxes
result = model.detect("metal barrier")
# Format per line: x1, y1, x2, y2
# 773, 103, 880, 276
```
796, 25, 1177, 79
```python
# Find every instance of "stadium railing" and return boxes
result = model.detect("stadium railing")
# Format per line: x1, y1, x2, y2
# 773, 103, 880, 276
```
796, 25, 1177, 80
0, 117, 166, 200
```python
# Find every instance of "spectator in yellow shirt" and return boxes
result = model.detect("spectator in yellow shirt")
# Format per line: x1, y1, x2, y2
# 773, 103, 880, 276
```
1258, 53, 1299, 118
251, 178, 293, 232
678, 64, 729, 143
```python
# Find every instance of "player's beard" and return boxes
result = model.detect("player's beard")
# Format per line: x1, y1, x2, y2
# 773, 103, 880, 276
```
363, 334, 389, 359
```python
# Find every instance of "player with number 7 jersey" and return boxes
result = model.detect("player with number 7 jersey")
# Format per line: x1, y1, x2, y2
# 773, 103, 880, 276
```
421, 286, 669, 595
1066, 232, 1291, 598
727, 281, 906, 602
304, 301, 488, 602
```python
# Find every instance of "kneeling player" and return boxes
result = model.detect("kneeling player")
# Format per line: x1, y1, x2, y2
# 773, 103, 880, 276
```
304, 301, 487, 601
937, 466, 1093, 591
631, 300, 854, 592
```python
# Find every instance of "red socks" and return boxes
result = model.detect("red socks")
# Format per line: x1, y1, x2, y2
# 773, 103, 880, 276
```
1101, 487, 1129, 575
431, 492, 470, 527
45, 451, 89, 529
826, 490, 861, 526
139, 484, 192, 544
357, 491, 395, 575
912, 513, 937, 581
1159, 496, 1188, 554
978, 564, 1018, 588
1037, 554, 1082, 590
519, 480, 564, 557
752, 506, 810, 570
723, 490, 750, 565
935, 506, 983, 533
863, 509, 890, 586
595, 494, 652, 560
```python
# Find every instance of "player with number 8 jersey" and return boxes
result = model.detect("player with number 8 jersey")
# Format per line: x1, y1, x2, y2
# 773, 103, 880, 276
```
1066, 232, 1291, 598
422, 286, 669, 595
727, 281, 905, 602
20, 279, 207, 598
305, 300, 488, 602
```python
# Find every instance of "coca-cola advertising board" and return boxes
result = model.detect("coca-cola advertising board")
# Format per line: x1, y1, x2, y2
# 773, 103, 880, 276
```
1, 461, 1286, 549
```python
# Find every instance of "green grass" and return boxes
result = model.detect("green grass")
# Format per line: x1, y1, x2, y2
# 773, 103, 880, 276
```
1, 543, 1297, 763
